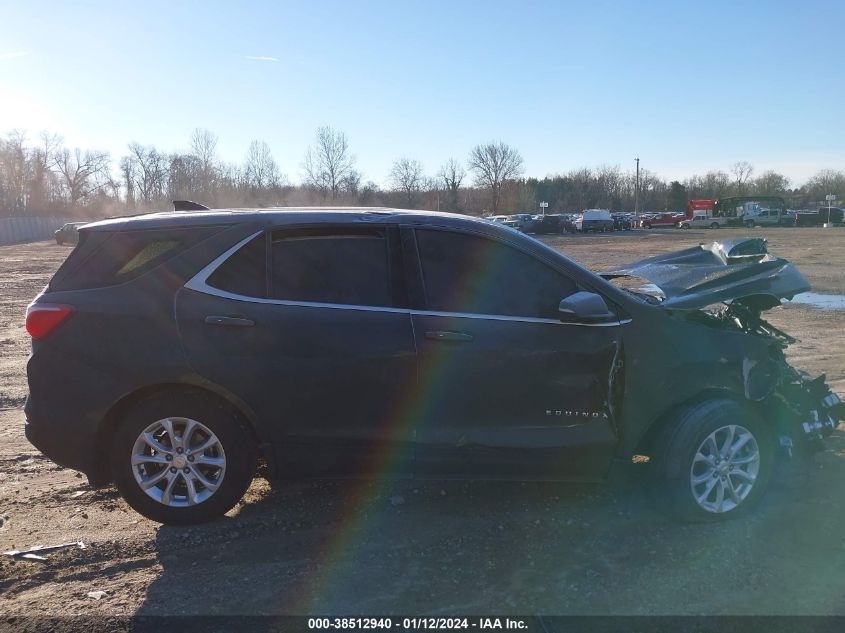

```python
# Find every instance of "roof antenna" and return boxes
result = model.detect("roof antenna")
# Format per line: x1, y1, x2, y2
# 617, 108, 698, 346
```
173, 200, 210, 211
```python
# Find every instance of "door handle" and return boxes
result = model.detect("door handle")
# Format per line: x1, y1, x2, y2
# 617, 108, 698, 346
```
424, 330, 473, 342
204, 315, 255, 327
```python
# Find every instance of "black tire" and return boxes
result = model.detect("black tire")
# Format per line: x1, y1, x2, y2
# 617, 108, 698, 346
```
710, 222, 720, 229
652, 399, 775, 522
110, 391, 258, 525
56, 237, 63, 245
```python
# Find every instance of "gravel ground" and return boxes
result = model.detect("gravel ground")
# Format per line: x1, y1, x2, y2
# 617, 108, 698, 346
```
1, 228, 844, 617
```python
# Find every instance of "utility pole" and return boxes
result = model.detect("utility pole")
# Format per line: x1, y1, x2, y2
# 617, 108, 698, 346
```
825, 193, 836, 227
634, 157, 640, 221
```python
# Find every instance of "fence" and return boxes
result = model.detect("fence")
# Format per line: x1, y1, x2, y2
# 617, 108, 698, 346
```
0, 217, 76, 246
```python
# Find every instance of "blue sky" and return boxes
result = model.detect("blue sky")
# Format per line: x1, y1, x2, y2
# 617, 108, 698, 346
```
2, 0, 843, 185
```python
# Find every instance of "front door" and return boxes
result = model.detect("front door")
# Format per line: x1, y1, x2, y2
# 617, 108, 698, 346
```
407, 227, 622, 480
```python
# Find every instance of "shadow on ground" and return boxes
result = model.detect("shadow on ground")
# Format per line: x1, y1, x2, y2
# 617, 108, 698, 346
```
134, 439, 845, 616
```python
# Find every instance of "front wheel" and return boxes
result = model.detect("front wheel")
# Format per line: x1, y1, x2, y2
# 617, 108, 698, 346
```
710, 222, 720, 229
110, 391, 258, 524
653, 399, 774, 522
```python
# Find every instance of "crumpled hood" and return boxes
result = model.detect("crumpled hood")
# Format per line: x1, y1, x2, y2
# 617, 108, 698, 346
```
603, 237, 810, 310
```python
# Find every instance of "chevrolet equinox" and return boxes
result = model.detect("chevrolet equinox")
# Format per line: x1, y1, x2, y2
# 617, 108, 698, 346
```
24, 207, 843, 524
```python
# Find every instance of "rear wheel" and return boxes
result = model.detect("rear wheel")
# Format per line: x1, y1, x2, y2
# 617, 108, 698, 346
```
745, 220, 756, 228
653, 399, 774, 522
710, 222, 720, 229
110, 391, 257, 524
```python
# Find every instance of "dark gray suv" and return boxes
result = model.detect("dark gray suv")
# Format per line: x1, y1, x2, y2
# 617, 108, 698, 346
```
24, 207, 843, 524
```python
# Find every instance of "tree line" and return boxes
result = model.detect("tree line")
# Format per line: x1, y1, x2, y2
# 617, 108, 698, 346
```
0, 127, 842, 219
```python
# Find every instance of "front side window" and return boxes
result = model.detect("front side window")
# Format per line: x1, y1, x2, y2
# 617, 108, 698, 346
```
415, 229, 577, 319
270, 228, 392, 307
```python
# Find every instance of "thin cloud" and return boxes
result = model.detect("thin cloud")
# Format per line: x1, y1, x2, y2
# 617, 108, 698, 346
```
0, 52, 29, 61
244, 55, 278, 62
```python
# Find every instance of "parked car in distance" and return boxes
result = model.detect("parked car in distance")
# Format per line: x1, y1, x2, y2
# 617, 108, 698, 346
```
611, 213, 633, 231
713, 196, 789, 228
25, 207, 843, 524
677, 213, 726, 229
639, 212, 679, 229
54, 222, 87, 245
502, 213, 534, 231
790, 208, 843, 226
484, 215, 509, 224
742, 207, 795, 227
528, 214, 571, 235
576, 209, 614, 232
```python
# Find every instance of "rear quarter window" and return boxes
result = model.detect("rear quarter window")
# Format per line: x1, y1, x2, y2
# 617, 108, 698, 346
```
50, 227, 219, 291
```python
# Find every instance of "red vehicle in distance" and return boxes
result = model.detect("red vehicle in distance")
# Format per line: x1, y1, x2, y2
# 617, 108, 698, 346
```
639, 211, 686, 228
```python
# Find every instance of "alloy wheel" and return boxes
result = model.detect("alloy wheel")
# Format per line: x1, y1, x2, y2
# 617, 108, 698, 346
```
130, 417, 226, 507
690, 424, 760, 514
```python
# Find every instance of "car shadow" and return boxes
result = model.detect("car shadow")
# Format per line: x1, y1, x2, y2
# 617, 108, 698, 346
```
132, 439, 845, 620
133, 474, 660, 618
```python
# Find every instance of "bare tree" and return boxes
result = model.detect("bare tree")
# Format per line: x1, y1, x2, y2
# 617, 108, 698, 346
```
752, 170, 790, 195
0, 130, 30, 214
805, 169, 845, 205
126, 143, 167, 204
468, 141, 523, 214
731, 161, 754, 194
244, 140, 281, 190
303, 126, 356, 199
389, 157, 424, 208
438, 158, 465, 211
189, 128, 218, 195
52, 145, 111, 207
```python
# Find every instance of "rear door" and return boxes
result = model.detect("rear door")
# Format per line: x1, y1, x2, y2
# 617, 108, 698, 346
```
406, 226, 623, 480
175, 225, 417, 477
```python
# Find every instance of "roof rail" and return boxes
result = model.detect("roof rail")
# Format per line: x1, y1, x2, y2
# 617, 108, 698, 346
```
172, 200, 210, 211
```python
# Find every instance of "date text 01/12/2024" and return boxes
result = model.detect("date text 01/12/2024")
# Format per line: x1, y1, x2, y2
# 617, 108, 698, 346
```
307, 617, 530, 630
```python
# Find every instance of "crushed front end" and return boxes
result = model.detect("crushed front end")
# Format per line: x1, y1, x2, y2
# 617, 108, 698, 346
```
692, 302, 845, 453
606, 237, 845, 455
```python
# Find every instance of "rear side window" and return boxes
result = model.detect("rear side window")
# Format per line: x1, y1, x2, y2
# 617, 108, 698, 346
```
270, 228, 391, 307
50, 228, 214, 291
415, 229, 577, 319
206, 234, 267, 297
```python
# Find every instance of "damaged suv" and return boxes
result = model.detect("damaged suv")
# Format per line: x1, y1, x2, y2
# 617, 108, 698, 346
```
24, 208, 843, 524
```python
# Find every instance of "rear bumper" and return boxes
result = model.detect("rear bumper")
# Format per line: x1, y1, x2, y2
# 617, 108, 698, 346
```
24, 347, 118, 486
24, 396, 103, 482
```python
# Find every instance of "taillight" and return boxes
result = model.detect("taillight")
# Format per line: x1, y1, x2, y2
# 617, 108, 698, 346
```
25, 304, 74, 340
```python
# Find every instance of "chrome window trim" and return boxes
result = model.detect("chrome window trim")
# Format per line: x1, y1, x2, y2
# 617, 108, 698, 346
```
409, 309, 631, 327
184, 230, 632, 327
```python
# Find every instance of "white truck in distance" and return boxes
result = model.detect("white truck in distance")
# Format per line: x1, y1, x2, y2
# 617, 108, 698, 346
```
678, 212, 726, 229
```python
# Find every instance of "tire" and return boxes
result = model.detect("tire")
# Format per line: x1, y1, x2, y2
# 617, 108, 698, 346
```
110, 391, 258, 525
745, 220, 755, 228
680, 223, 690, 229
652, 399, 774, 522
710, 223, 720, 229
56, 237, 63, 245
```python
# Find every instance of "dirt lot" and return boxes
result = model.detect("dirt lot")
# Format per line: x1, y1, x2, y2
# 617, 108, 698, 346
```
1, 228, 845, 618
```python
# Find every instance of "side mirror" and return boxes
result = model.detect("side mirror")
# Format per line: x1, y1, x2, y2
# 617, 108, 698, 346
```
558, 291, 615, 324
